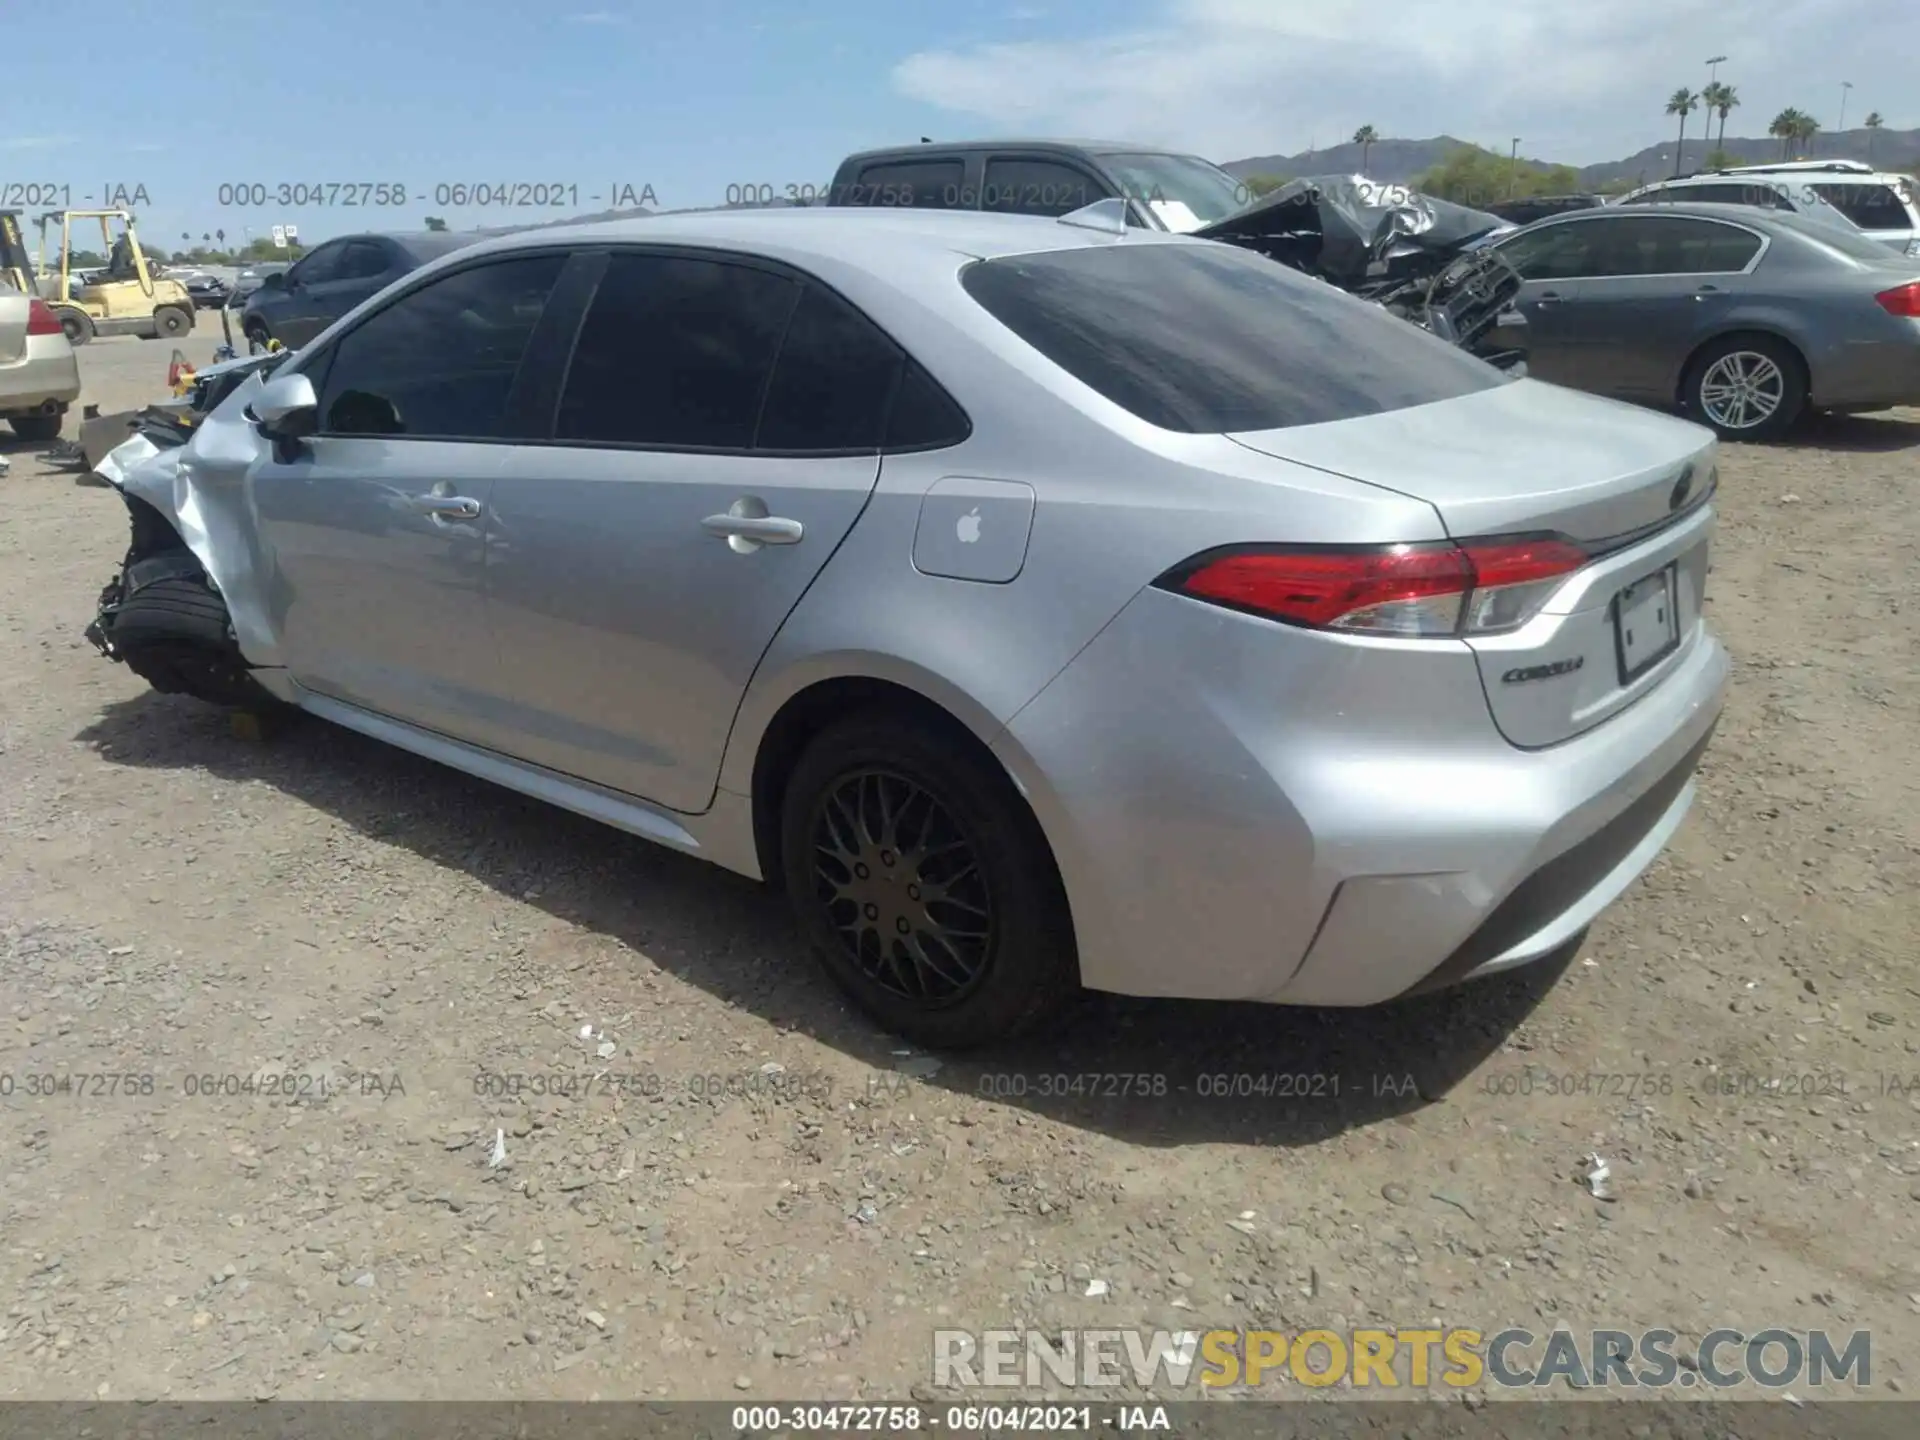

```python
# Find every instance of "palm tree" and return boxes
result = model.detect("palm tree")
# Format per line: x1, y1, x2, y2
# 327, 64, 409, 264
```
1352, 124, 1379, 173
1769, 108, 1799, 159
1792, 112, 1820, 157
1710, 83, 1739, 153
1666, 88, 1699, 175
1864, 111, 1883, 163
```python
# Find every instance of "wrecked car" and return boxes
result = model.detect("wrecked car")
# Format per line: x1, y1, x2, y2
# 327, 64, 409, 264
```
825, 142, 1523, 366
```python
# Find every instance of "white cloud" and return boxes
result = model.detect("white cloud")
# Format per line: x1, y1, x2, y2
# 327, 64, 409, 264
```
566, 11, 626, 24
1, 135, 75, 150
893, 0, 1914, 166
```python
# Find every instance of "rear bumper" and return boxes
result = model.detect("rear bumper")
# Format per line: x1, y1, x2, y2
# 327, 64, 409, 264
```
995, 587, 1729, 1006
0, 335, 82, 413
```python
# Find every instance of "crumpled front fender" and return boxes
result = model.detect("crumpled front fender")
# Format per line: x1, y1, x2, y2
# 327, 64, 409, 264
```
112, 370, 285, 670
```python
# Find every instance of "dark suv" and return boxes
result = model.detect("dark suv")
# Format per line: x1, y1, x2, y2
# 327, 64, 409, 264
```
825, 139, 1254, 231
240, 231, 476, 350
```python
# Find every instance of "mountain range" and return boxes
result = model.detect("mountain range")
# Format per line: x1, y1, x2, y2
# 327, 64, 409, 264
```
1221, 127, 1920, 188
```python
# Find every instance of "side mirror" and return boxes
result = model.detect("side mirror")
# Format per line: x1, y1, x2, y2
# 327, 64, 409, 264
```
260, 271, 288, 292
252, 372, 319, 438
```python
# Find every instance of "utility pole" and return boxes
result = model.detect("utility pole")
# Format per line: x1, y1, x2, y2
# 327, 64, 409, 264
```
1706, 54, 1726, 85
1508, 137, 1520, 198
1838, 80, 1853, 148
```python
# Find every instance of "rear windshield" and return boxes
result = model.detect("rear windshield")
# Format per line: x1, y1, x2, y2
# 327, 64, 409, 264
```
958, 240, 1506, 433
1810, 182, 1916, 232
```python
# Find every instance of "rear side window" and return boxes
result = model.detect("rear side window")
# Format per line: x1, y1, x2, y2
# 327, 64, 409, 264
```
1594, 215, 1761, 275
845, 160, 966, 209
336, 241, 391, 281
885, 359, 970, 450
1811, 183, 1913, 230
556, 253, 800, 448
757, 285, 904, 451
961, 241, 1503, 434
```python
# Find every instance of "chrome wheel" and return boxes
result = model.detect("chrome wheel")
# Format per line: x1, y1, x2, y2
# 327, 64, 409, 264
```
809, 769, 993, 1004
1698, 350, 1785, 431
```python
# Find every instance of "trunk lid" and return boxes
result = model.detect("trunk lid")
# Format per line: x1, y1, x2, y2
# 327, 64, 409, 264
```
1227, 379, 1718, 748
1225, 377, 1714, 545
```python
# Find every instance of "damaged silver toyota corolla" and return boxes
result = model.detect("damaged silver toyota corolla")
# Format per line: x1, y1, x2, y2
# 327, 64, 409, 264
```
84, 209, 1727, 1050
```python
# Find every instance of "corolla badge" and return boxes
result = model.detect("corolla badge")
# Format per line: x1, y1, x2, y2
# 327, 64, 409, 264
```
1502, 656, 1585, 684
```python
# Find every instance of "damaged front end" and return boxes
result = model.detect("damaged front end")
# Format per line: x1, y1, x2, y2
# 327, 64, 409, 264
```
1193, 175, 1527, 370
84, 479, 272, 709
84, 364, 291, 711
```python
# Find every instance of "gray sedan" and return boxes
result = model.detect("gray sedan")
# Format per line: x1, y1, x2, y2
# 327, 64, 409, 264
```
84, 208, 1727, 1048
1488, 203, 1920, 439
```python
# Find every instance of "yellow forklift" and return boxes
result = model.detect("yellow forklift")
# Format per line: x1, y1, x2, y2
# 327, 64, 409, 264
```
34, 209, 194, 346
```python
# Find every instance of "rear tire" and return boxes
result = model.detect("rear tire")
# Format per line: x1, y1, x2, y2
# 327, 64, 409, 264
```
8, 412, 62, 442
1682, 333, 1807, 440
100, 572, 275, 710
779, 712, 1079, 1050
53, 307, 93, 346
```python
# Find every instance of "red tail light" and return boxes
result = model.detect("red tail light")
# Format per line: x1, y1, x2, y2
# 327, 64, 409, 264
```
26, 299, 62, 336
1161, 537, 1589, 637
1875, 281, 1920, 317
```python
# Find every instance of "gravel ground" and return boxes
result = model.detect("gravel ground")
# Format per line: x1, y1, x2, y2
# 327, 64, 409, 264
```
1, 335, 1917, 1405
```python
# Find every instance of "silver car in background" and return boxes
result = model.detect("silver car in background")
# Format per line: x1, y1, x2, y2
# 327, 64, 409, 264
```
0, 283, 82, 441
86, 209, 1727, 1048
1490, 203, 1920, 439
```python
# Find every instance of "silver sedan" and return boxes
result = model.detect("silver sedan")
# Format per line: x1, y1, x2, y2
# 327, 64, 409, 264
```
0, 283, 81, 441
85, 208, 1728, 1048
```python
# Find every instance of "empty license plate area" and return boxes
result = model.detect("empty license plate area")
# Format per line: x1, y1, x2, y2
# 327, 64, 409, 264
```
1612, 564, 1679, 684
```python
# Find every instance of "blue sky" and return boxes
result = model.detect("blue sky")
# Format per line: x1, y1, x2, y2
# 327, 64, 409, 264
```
7, 0, 1910, 247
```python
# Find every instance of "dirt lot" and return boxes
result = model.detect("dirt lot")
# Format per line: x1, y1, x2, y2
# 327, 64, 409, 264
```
1, 334, 1917, 1404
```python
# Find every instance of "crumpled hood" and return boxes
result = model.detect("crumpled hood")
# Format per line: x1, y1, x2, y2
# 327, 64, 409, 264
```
1195, 174, 1508, 282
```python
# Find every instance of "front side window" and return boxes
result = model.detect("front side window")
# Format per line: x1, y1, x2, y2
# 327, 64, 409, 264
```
556, 253, 799, 448
288, 243, 344, 286
1497, 222, 1606, 280
961, 240, 1503, 434
313, 253, 565, 438
981, 158, 1106, 218
335, 240, 392, 281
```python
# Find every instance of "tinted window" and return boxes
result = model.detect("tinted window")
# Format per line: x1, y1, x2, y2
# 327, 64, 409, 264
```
1593, 215, 1760, 275
314, 253, 565, 438
960, 242, 1503, 434
885, 359, 970, 450
1812, 183, 1913, 230
557, 253, 799, 448
982, 158, 1104, 218
1497, 222, 1606, 280
757, 285, 903, 451
848, 160, 966, 209
336, 240, 391, 281
289, 243, 344, 286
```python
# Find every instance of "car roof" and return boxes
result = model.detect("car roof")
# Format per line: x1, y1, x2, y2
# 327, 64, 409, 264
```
1529, 201, 1861, 241
838, 139, 1195, 167
444, 205, 1176, 275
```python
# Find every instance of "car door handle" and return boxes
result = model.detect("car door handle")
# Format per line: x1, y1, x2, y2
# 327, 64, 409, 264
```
1694, 284, 1720, 297
1535, 290, 1565, 304
412, 494, 481, 519
702, 513, 803, 545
